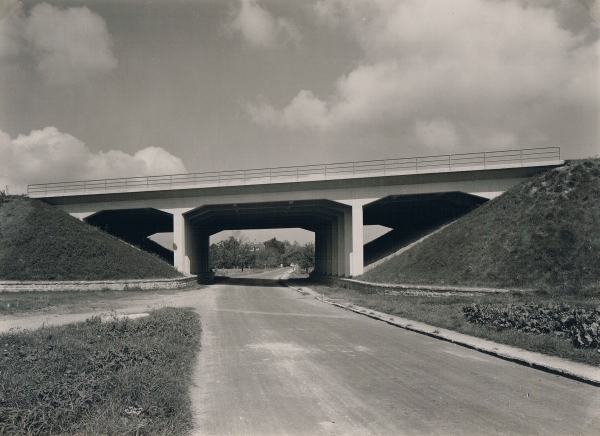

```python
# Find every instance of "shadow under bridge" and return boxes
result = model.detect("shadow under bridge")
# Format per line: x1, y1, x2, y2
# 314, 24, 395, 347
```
182, 200, 350, 278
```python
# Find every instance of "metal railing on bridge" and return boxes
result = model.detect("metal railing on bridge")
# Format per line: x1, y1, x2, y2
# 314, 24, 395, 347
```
27, 147, 561, 196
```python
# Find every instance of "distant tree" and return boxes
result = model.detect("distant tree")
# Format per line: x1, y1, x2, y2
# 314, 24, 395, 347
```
209, 242, 224, 269
238, 241, 255, 271
283, 241, 302, 266
298, 243, 315, 273
264, 238, 286, 255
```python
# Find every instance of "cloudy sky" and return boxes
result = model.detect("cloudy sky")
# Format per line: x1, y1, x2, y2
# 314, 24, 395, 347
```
0, 0, 599, 242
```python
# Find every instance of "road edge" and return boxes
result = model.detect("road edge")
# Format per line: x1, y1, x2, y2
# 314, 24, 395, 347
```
279, 279, 600, 388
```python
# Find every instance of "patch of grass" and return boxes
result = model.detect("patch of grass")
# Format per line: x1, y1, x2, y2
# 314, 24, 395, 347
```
214, 267, 279, 278
0, 307, 201, 435
0, 196, 181, 281
311, 283, 600, 367
287, 269, 311, 279
359, 159, 600, 295
0, 286, 200, 316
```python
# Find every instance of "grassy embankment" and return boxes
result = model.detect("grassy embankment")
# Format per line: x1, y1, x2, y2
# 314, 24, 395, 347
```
360, 158, 600, 294
0, 307, 201, 435
304, 159, 600, 365
0, 195, 181, 281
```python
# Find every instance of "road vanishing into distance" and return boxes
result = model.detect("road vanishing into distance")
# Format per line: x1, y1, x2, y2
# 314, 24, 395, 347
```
190, 269, 599, 436
1, 268, 597, 435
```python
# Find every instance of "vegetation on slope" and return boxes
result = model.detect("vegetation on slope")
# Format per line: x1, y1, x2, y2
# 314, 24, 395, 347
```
359, 159, 600, 294
0, 308, 201, 435
0, 195, 181, 280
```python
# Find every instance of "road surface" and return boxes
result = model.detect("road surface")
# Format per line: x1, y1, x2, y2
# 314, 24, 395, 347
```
1, 269, 597, 435
190, 269, 599, 436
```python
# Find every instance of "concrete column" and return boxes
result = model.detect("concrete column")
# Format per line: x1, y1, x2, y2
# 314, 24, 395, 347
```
173, 212, 187, 273
314, 228, 326, 275
336, 215, 345, 276
331, 218, 339, 276
343, 209, 353, 277
350, 202, 364, 277
326, 223, 333, 275
185, 222, 199, 275
168, 208, 193, 275
197, 232, 210, 274
334, 199, 376, 277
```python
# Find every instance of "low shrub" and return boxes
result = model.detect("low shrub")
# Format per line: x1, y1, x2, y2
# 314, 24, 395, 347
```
463, 303, 600, 349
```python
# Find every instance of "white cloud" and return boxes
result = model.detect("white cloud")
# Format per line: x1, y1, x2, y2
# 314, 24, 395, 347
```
0, 3, 117, 85
414, 119, 460, 150
0, 127, 187, 194
248, 90, 329, 130
227, 0, 300, 48
249, 0, 599, 153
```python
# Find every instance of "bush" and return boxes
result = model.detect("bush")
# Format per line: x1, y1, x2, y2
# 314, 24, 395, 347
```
463, 303, 600, 349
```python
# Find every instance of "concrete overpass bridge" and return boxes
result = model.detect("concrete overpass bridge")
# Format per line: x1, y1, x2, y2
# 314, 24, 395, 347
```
28, 147, 563, 280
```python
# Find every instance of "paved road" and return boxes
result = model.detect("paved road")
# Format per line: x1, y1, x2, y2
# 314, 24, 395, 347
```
190, 269, 599, 436
1, 269, 598, 435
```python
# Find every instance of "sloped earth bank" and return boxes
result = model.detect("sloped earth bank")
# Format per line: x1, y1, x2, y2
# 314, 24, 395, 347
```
2, 270, 598, 435
359, 159, 600, 294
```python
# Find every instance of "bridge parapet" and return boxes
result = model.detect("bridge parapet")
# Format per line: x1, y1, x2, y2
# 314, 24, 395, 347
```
27, 147, 561, 197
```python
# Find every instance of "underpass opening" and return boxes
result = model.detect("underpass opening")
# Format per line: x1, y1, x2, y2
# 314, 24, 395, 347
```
362, 192, 488, 268
183, 200, 350, 279
85, 208, 175, 265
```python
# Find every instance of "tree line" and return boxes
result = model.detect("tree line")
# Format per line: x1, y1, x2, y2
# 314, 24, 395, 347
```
209, 237, 315, 272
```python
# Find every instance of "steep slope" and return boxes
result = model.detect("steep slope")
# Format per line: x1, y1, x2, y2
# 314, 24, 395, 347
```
359, 159, 600, 294
0, 195, 182, 280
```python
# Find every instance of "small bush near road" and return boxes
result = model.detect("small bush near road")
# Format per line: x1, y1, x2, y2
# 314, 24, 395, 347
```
463, 303, 600, 349
0, 307, 201, 435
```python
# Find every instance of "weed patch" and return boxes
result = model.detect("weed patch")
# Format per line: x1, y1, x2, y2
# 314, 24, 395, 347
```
0, 307, 201, 435
463, 303, 600, 349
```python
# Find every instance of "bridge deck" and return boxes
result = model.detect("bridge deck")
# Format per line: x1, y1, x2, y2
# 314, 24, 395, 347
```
28, 147, 561, 198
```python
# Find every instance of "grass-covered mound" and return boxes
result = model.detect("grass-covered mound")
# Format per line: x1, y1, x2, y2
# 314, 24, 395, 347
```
359, 158, 600, 294
0, 308, 200, 435
0, 195, 182, 280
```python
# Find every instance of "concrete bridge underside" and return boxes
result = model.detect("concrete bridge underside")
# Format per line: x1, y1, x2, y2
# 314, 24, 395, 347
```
84, 193, 487, 278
